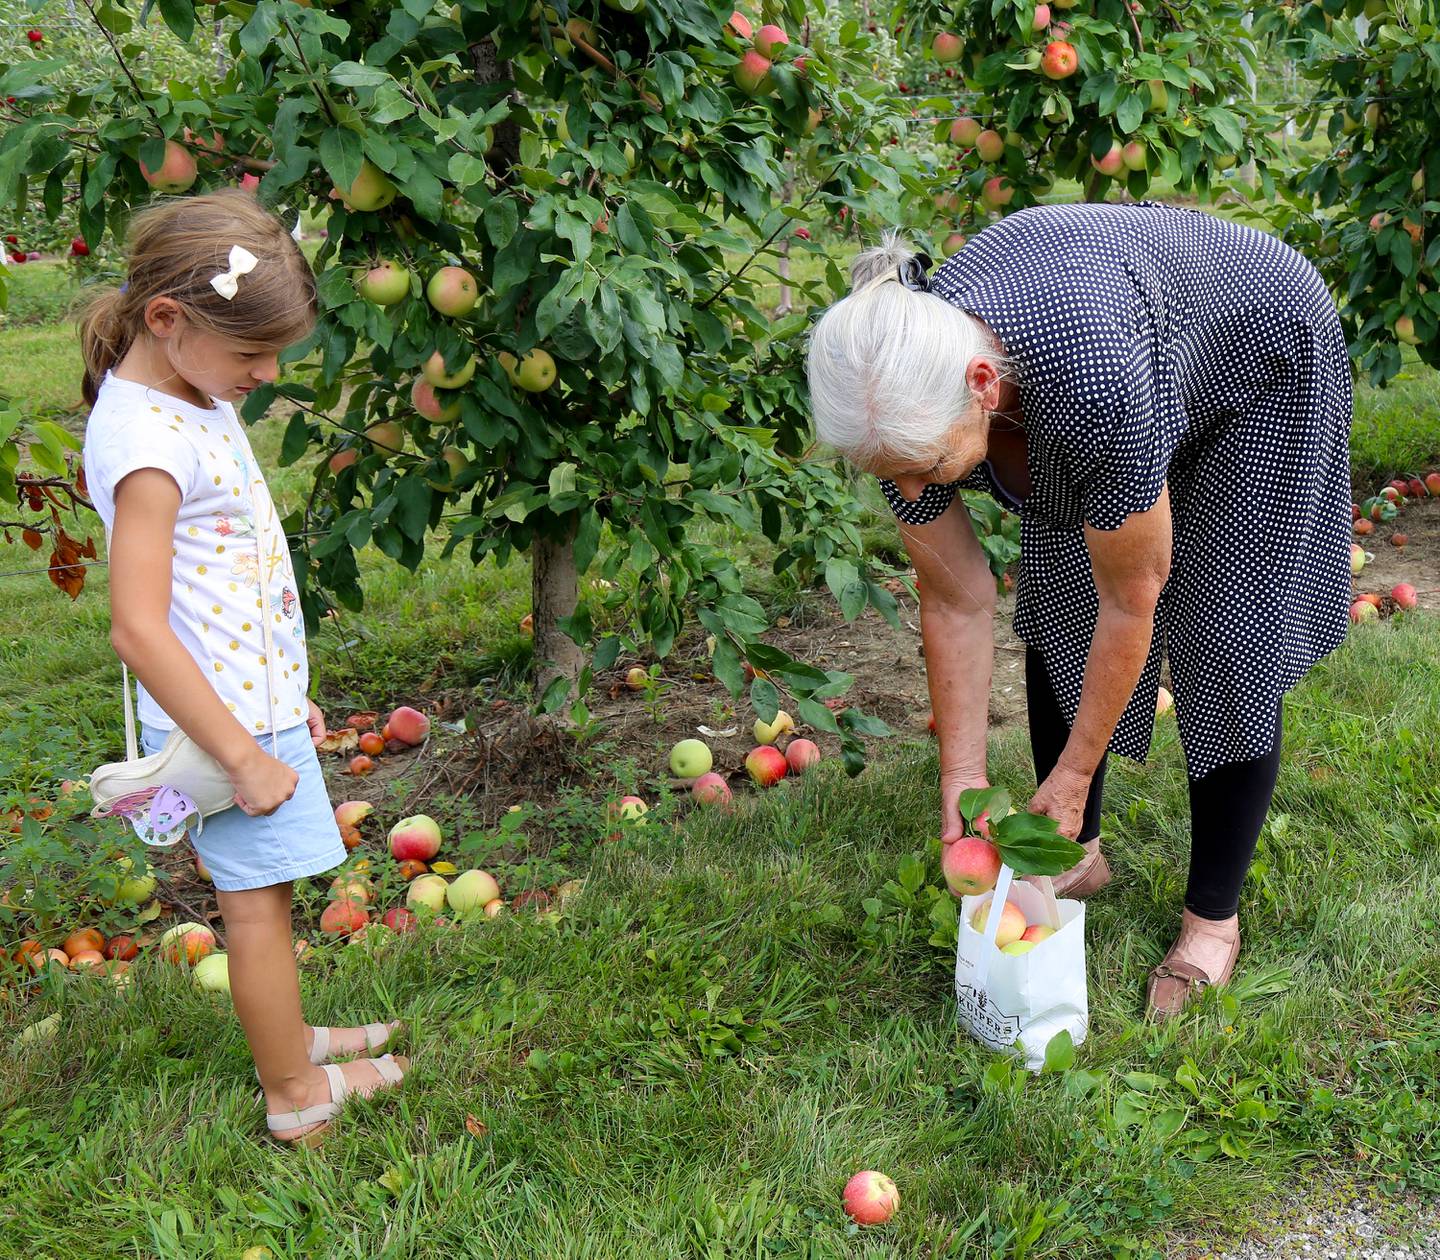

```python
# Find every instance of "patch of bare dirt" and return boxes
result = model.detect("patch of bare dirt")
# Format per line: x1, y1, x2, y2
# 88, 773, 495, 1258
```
1350, 489, 1440, 612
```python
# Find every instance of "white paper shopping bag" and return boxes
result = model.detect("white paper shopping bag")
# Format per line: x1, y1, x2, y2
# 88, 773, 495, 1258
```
954, 864, 1088, 1072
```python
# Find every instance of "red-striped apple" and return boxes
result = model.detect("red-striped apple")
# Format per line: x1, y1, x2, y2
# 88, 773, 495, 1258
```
968, 898, 1026, 947
785, 738, 820, 774
842, 1170, 900, 1225
942, 836, 1001, 896
745, 745, 787, 786
692, 772, 732, 805
389, 814, 442, 861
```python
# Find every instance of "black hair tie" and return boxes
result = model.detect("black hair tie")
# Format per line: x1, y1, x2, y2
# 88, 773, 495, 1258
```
898, 252, 933, 293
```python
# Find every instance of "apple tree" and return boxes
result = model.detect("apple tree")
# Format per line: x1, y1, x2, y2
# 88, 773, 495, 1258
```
1255, 0, 1440, 385
1, 0, 987, 770
890, 0, 1278, 224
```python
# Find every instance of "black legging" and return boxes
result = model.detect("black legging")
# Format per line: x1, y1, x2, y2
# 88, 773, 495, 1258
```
1025, 648, 1283, 920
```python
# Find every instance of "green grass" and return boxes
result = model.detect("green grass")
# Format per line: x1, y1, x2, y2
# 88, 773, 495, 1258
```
3, 216, 1440, 1257
2, 616, 1438, 1258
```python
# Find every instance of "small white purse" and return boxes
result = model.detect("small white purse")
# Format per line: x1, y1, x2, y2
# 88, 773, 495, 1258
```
87, 419, 283, 846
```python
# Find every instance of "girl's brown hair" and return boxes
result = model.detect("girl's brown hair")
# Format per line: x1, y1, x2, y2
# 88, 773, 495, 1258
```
76, 189, 319, 407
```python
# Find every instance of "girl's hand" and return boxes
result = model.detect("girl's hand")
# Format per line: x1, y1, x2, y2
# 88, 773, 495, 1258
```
940, 768, 991, 844
229, 747, 299, 817
1027, 764, 1091, 842
306, 699, 327, 748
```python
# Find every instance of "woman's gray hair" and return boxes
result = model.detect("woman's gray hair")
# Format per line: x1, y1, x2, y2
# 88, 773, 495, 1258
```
806, 230, 1000, 471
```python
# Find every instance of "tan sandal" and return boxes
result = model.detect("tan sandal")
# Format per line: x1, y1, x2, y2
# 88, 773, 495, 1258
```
266, 1053, 409, 1147
1027, 838, 1112, 899
307, 1021, 403, 1065
1146, 932, 1240, 1021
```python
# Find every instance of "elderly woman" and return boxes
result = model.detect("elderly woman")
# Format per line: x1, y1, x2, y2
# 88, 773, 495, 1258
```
808, 203, 1351, 1018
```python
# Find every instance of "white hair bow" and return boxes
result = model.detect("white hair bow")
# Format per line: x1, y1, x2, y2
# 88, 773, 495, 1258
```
210, 244, 259, 301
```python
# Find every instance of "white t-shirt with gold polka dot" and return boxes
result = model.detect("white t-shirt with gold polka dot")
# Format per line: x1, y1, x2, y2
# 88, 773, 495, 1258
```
83, 371, 311, 737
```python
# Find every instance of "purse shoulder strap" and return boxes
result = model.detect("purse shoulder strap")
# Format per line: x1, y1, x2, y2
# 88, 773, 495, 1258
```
118, 411, 282, 763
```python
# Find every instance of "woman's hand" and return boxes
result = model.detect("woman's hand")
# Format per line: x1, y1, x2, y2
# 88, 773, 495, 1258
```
228, 745, 299, 817
306, 699, 327, 747
1027, 763, 1092, 841
941, 768, 992, 844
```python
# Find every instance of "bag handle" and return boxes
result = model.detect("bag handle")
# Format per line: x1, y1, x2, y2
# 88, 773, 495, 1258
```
118, 411, 281, 762
971, 864, 1063, 989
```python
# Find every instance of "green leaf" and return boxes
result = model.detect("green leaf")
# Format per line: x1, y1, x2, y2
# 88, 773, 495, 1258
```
485, 198, 519, 249
794, 697, 840, 735
279, 413, 311, 467
1113, 1092, 1150, 1127
749, 676, 780, 724
319, 128, 365, 198
539, 674, 571, 713
958, 786, 1008, 827
1041, 1029, 1075, 1074
992, 812, 1087, 877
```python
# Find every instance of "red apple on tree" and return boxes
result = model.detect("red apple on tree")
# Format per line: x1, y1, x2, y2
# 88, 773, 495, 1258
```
355, 259, 413, 306
975, 129, 1005, 162
1041, 40, 1078, 79
931, 32, 963, 62
139, 140, 198, 194
949, 116, 982, 146
1091, 143, 1125, 177
426, 266, 478, 317
753, 24, 788, 57
733, 49, 773, 95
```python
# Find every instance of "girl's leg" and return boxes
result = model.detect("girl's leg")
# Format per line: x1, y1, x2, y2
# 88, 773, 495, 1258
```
217, 884, 405, 1138
1026, 647, 1107, 842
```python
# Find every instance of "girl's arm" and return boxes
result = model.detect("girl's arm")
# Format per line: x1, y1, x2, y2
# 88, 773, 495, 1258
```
108, 468, 297, 816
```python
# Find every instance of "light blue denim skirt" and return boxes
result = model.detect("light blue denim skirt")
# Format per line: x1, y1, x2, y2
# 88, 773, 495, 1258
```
139, 720, 347, 893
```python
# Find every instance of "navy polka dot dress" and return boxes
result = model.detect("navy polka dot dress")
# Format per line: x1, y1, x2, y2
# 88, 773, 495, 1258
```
879, 202, 1352, 779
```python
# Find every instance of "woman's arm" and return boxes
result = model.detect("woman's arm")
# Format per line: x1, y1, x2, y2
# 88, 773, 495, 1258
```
1030, 485, 1173, 836
108, 468, 297, 815
901, 497, 997, 841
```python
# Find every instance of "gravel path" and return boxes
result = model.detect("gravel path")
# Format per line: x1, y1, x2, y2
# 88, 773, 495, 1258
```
1172, 1182, 1440, 1259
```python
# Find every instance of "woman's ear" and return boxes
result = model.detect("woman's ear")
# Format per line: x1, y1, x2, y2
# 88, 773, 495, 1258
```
965, 355, 1002, 410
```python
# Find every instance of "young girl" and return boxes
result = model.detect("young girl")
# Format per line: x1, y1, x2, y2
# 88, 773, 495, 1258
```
79, 189, 409, 1144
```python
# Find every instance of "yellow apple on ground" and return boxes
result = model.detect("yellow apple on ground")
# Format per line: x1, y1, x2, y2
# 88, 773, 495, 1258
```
193, 952, 231, 993
753, 711, 795, 745
447, 869, 502, 914
407, 874, 449, 912
669, 738, 713, 778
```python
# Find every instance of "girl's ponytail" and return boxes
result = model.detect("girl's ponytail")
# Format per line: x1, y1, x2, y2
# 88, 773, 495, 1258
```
78, 286, 140, 408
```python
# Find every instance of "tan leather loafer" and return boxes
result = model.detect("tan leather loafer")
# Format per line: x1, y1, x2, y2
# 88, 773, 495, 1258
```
1146, 931, 1240, 1021
1034, 838, 1112, 899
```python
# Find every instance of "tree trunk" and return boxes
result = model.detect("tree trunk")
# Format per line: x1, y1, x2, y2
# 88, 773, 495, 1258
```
776, 177, 794, 316
532, 522, 583, 703
470, 38, 522, 175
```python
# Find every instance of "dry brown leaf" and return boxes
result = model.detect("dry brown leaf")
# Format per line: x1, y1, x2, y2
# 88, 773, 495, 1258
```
465, 1114, 488, 1139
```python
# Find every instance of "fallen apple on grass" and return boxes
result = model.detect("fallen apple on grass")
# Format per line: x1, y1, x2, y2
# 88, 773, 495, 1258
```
358, 731, 385, 757
104, 935, 138, 962
320, 898, 370, 938
1349, 599, 1379, 624
407, 874, 449, 913
62, 927, 105, 958
386, 705, 430, 747
745, 745, 788, 787
382, 907, 417, 933
941, 836, 1001, 896
1392, 582, 1418, 610
1155, 686, 1174, 717
389, 814, 442, 862
193, 952, 231, 993
670, 738, 713, 778
68, 950, 106, 970
753, 711, 795, 745
447, 869, 502, 914
842, 1170, 900, 1225
691, 772, 732, 805
396, 859, 430, 881
1350, 544, 1368, 575
160, 922, 216, 965
785, 738, 820, 774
